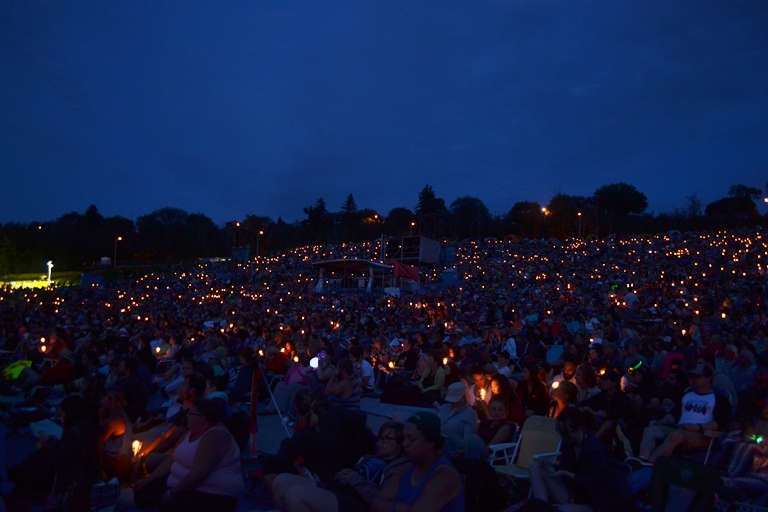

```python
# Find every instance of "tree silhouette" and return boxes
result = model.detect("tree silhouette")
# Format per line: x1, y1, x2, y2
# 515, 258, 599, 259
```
594, 183, 648, 236
448, 196, 491, 240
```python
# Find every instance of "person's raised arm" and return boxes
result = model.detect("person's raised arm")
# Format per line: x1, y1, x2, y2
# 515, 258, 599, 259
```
99, 414, 126, 446
325, 370, 351, 397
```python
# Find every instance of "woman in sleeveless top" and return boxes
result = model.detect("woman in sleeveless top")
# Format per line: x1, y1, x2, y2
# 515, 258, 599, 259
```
99, 386, 133, 480
418, 352, 446, 407
477, 395, 514, 446
133, 398, 244, 512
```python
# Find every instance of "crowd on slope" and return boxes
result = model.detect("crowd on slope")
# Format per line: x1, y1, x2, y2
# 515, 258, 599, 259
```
0, 226, 766, 511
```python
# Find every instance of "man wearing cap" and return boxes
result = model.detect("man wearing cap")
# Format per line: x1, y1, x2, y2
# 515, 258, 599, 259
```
434, 382, 478, 455
635, 364, 730, 466
372, 411, 464, 512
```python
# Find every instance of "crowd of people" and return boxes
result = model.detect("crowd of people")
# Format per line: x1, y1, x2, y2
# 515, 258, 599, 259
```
0, 226, 766, 511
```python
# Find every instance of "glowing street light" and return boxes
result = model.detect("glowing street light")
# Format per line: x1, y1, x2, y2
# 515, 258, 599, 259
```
114, 236, 122, 267
410, 221, 416, 235
256, 230, 264, 258
578, 212, 582, 239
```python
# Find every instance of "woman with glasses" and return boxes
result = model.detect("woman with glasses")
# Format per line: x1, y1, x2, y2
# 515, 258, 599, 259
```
133, 398, 244, 512
530, 407, 632, 511
271, 421, 408, 512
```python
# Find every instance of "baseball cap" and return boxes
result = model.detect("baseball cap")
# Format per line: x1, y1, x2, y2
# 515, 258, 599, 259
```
407, 411, 442, 443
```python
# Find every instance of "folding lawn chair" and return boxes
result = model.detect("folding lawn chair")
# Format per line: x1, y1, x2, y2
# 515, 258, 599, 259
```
495, 415, 562, 492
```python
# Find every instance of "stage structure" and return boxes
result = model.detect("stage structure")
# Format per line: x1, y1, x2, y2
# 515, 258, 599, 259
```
380, 235, 441, 267
312, 259, 395, 293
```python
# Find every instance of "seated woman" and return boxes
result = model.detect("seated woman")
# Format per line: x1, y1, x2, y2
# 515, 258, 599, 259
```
548, 380, 578, 419
271, 421, 408, 512
99, 386, 134, 481
133, 398, 244, 512
530, 407, 633, 512
516, 363, 550, 417
574, 364, 600, 403
488, 373, 526, 428
477, 395, 515, 447
417, 351, 445, 407
325, 359, 360, 410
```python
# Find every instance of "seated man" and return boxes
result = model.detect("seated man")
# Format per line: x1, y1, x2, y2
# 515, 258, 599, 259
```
371, 411, 464, 512
634, 364, 730, 465
578, 369, 633, 442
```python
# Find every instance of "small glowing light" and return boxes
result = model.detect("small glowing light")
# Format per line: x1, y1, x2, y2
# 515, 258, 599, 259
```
155, 347, 161, 353
551, 381, 560, 389
388, 361, 395, 368
132, 440, 142, 458
443, 357, 448, 365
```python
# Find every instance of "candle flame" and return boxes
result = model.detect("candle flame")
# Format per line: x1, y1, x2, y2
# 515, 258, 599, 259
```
551, 381, 560, 389
132, 440, 142, 458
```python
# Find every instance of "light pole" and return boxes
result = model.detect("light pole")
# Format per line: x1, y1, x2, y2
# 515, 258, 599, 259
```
256, 230, 264, 258
114, 236, 122, 267
578, 212, 582, 239
410, 222, 415, 236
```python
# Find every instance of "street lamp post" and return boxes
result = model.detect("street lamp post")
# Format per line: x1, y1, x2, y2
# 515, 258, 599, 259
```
256, 230, 264, 258
410, 222, 415, 236
578, 212, 582, 239
114, 237, 122, 268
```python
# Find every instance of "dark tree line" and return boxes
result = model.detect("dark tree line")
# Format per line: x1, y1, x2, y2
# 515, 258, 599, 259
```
0, 182, 765, 273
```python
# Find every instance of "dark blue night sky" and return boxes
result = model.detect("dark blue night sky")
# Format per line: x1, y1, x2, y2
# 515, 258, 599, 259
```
2, 1, 767, 224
